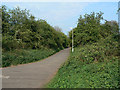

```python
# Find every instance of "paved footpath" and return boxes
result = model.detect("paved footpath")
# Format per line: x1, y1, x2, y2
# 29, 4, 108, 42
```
2, 48, 70, 88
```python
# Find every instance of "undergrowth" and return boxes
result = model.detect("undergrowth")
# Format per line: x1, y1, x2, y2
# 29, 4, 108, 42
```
2, 48, 56, 67
46, 35, 119, 88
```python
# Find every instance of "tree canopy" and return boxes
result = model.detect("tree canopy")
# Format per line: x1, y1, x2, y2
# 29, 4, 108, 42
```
2, 5, 69, 51
69, 12, 119, 47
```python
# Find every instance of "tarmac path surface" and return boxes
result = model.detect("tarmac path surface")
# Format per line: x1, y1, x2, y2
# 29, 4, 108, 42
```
2, 48, 70, 88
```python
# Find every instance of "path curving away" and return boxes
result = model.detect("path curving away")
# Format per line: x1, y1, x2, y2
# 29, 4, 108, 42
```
2, 48, 70, 88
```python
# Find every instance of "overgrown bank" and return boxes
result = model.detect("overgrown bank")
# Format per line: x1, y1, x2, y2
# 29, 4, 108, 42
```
46, 34, 119, 88
1, 5, 69, 67
46, 12, 119, 88
2, 48, 56, 67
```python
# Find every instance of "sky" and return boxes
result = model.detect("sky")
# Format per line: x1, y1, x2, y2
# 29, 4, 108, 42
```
2, 1, 119, 35
118, 1, 120, 32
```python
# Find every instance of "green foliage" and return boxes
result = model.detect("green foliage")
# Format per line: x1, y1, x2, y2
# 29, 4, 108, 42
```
69, 12, 119, 47
46, 35, 119, 88
2, 5, 69, 67
2, 48, 56, 67
103, 21, 119, 34
2, 5, 69, 51
47, 12, 119, 88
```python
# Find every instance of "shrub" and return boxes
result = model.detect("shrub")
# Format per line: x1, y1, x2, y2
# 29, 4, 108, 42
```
2, 48, 56, 67
46, 35, 119, 88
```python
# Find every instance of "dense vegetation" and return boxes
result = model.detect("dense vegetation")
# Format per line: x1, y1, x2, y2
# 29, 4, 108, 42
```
2, 48, 56, 67
69, 12, 119, 47
1, 5, 119, 88
46, 12, 119, 88
47, 35, 119, 88
1, 5, 69, 67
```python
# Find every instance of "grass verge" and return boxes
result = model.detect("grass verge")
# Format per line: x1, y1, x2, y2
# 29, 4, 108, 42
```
46, 35, 119, 88
2, 48, 56, 67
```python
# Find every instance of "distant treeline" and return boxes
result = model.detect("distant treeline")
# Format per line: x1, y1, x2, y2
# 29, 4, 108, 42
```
1, 5, 69, 52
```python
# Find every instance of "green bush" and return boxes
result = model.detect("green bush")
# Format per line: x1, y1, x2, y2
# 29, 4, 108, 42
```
2, 5, 69, 51
2, 48, 56, 67
69, 12, 119, 47
46, 35, 119, 88
1, 5, 69, 67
